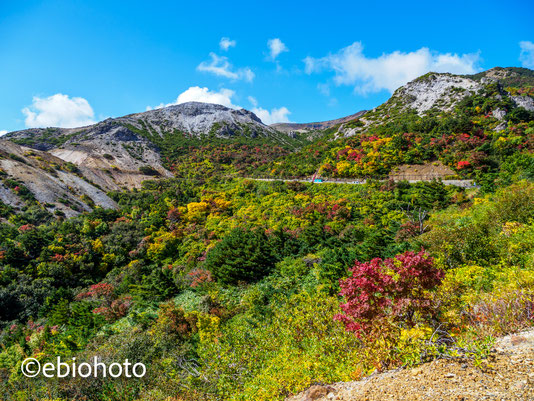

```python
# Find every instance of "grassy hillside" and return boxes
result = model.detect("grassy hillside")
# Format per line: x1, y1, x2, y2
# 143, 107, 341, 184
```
122, 121, 308, 176
1, 174, 533, 400
265, 76, 534, 191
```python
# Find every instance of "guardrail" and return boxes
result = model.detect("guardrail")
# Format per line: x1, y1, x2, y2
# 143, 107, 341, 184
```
236, 175, 478, 188
242, 174, 462, 181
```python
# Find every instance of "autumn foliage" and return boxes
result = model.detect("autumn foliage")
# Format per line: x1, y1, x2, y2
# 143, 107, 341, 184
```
76, 282, 132, 321
335, 250, 444, 337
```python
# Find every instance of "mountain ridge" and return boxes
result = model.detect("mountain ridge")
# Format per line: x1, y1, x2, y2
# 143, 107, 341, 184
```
4, 101, 282, 149
270, 110, 367, 133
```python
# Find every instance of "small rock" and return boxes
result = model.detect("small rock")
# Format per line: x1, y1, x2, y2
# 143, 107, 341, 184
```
445, 373, 456, 378
494, 122, 507, 132
510, 335, 527, 346
411, 367, 423, 376
305, 385, 331, 401
493, 108, 506, 120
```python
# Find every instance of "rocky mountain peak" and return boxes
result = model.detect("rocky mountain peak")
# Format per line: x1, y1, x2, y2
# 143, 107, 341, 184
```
384, 72, 482, 115
331, 67, 534, 139
123, 101, 268, 137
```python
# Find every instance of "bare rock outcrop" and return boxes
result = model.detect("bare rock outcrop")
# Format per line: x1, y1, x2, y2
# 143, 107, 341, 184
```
391, 73, 483, 114
0, 140, 118, 217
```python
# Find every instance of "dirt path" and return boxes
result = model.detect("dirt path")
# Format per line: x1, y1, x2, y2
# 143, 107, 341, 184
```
288, 330, 534, 401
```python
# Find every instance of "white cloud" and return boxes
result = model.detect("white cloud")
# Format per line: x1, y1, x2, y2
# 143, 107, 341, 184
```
267, 38, 288, 60
175, 87, 239, 108
219, 37, 236, 51
0, 130, 7, 136
304, 42, 481, 94
519, 41, 534, 69
22, 94, 96, 128
252, 106, 291, 125
197, 53, 254, 82
248, 95, 292, 124
247, 96, 258, 107
317, 83, 331, 96
147, 86, 240, 110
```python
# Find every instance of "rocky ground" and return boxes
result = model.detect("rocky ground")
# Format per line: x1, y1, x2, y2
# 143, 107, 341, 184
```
388, 161, 456, 180
0, 140, 118, 217
288, 330, 534, 401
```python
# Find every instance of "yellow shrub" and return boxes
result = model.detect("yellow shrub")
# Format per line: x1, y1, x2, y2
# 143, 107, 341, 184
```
191, 312, 220, 344
91, 238, 103, 252
186, 201, 210, 221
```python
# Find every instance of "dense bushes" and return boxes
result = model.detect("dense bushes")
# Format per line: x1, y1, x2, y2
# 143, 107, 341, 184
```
138, 165, 161, 176
1, 173, 533, 400
205, 227, 276, 285
197, 290, 362, 400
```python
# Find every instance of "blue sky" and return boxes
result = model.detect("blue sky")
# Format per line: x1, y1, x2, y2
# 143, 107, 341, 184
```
1, 0, 533, 133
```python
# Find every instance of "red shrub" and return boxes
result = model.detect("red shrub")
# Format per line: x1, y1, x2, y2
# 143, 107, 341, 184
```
395, 221, 420, 241
93, 296, 132, 321
456, 160, 471, 170
167, 208, 182, 223
187, 268, 213, 288
18, 224, 35, 232
50, 253, 65, 262
335, 250, 443, 337
76, 282, 115, 302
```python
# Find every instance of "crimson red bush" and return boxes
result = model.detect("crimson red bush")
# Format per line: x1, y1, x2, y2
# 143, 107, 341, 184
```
335, 250, 443, 337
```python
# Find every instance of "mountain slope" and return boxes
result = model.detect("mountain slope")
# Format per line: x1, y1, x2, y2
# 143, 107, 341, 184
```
272, 68, 533, 139
271, 68, 531, 140
271, 110, 367, 134
2, 68, 533, 194
266, 67, 534, 181
288, 329, 534, 401
339, 67, 534, 138
4, 102, 301, 181
129, 102, 277, 139
0, 140, 117, 217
